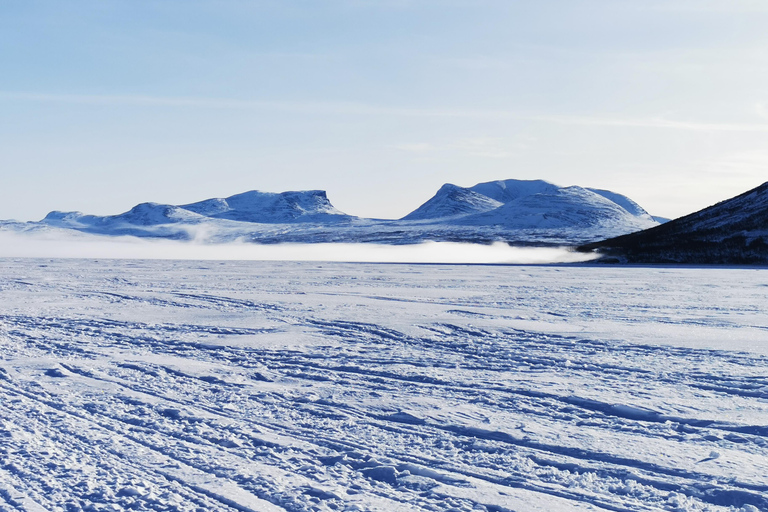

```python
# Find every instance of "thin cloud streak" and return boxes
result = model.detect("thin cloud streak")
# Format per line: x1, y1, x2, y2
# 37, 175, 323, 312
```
525, 114, 768, 132
4, 91, 768, 133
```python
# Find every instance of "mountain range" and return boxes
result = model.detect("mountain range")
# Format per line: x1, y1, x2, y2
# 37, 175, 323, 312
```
579, 181, 768, 264
4, 178, 766, 263
25, 179, 659, 245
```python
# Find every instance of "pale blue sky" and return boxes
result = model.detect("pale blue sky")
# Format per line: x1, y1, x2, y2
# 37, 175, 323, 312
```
2, 0, 768, 221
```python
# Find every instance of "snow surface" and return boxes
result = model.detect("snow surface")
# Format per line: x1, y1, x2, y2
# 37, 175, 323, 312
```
456, 186, 656, 231
1, 259, 767, 512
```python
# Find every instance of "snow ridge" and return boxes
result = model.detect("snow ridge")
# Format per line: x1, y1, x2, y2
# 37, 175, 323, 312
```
469, 179, 559, 203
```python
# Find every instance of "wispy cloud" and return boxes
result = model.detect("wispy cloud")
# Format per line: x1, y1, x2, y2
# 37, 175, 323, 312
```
756, 102, 768, 120
641, 0, 768, 13
527, 114, 768, 132
4, 91, 768, 132
394, 137, 519, 159
393, 143, 437, 152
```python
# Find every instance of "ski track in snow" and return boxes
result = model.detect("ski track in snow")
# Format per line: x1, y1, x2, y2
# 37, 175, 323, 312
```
0, 259, 767, 512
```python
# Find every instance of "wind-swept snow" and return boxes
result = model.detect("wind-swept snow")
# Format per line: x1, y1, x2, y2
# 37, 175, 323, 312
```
0, 260, 767, 511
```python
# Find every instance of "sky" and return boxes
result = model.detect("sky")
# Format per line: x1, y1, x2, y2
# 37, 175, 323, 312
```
1, 0, 768, 222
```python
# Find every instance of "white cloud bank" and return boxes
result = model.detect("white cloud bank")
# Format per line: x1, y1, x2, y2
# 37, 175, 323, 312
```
0, 231, 597, 264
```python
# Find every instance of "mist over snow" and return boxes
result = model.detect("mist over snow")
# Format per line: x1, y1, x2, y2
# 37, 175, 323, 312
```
0, 231, 597, 264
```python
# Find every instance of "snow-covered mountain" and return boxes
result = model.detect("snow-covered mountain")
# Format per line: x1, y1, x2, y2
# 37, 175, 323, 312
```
42, 203, 209, 239
580, 181, 768, 264
181, 190, 353, 223
403, 179, 658, 233
42, 190, 355, 238
31, 181, 659, 245
45, 203, 206, 227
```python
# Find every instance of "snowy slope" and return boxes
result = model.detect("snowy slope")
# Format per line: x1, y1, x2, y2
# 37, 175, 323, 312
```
42, 204, 210, 239
401, 184, 503, 220
587, 187, 655, 221
44, 203, 207, 227
581, 181, 768, 264
459, 186, 656, 231
1, 259, 767, 511
469, 178, 559, 203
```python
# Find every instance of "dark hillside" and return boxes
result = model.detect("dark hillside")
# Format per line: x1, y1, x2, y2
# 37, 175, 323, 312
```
578, 182, 768, 264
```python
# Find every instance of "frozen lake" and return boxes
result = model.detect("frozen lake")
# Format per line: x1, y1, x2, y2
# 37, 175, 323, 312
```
1, 259, 767, 512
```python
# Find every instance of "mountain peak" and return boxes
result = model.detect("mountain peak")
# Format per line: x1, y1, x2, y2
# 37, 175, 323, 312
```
469, 179, 559, 203
180, 189, 352, 223
402, 178, 658, 236
401, 183, 503, 221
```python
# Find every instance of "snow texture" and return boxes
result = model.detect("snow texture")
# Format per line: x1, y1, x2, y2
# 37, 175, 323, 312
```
1, 259, 767, 512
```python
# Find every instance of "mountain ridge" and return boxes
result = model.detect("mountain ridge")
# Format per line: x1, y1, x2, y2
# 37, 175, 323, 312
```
31, 179, 661, 245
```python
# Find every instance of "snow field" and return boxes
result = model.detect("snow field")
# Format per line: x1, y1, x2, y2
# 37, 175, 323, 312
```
0, 259, 767, 512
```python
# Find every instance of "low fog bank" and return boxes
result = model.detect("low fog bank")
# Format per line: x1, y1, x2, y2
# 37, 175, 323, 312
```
0, 231, 597, 264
